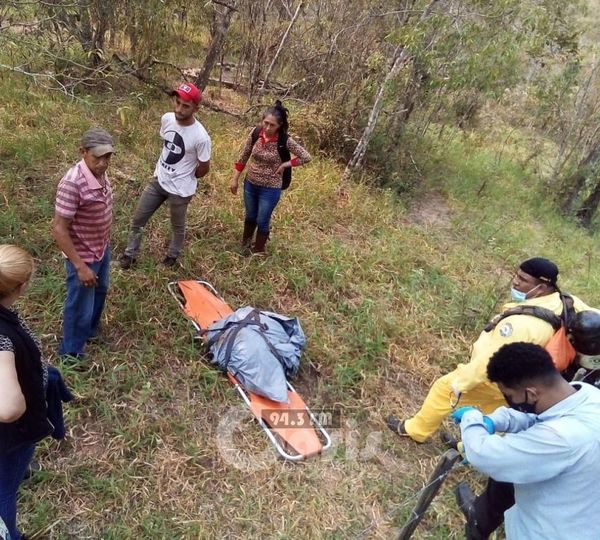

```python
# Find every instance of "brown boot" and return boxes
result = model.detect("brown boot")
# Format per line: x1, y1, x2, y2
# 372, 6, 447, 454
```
241, 221, 257, 248
252, 230, 269, 253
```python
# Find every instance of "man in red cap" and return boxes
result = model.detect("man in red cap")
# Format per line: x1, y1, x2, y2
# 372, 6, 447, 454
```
119, 82, 211, 268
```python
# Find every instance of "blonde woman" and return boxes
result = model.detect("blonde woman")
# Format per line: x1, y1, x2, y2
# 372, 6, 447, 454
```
0, 245, 52, 540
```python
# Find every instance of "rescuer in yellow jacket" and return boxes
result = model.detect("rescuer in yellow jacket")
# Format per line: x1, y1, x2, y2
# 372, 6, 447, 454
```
386, 257, 593, 443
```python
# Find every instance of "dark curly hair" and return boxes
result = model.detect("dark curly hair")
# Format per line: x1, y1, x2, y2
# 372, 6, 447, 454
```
264, 100, 289, 133
487, 342, 559, 388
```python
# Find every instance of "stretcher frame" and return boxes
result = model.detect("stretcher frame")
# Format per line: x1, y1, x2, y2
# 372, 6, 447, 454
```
168, 279, 332, 461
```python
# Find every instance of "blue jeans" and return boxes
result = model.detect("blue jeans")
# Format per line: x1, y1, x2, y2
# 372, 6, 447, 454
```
59, 248, 111, 356
0, 444, 35, 540
244, 180, 281, 234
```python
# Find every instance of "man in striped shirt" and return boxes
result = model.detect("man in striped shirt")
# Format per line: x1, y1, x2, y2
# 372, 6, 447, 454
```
52, 128, 114, 360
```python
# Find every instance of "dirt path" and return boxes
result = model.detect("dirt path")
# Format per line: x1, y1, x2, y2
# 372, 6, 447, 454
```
407, 191, 451, 227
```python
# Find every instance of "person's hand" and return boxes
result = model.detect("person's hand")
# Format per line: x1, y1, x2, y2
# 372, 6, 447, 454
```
451, 379, 462, 398
76, 264, 97, 287
229, 178, 239, 195
482, 416, 495, 434
276, 161, 290, 175
451, 406, 477, 424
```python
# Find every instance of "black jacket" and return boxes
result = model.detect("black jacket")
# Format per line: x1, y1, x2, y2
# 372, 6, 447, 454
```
46, 365, 73, 440
0, 305, 53, 454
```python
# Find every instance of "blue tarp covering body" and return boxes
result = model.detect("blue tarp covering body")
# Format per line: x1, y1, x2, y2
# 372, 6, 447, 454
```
206, 307, 305, 402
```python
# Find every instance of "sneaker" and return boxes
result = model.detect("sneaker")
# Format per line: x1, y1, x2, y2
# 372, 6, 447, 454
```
162, 256, 178, 267
119, 253, 136, 269
385, 415, 409, 437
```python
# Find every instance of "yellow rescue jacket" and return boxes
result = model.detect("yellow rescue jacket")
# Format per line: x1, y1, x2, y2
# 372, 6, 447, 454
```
452, 292, 593, 393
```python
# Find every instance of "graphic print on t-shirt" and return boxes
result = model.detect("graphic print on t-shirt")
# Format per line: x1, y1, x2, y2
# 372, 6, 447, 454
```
161, 130, 186, 168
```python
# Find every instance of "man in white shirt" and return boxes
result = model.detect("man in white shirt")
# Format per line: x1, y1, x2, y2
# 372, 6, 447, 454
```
120, 82, 211, 268
454, 342, 600, 540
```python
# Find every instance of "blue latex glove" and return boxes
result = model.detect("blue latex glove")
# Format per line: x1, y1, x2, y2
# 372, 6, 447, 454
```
482, 416, 495, 434
451, 407, 495, 433
451, 406, 477, 424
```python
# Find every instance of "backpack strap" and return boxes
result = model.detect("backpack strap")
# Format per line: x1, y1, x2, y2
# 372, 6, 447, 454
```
277, 132, 290, 161
559, 292, 575, 327
208, 309, 286, 369
277, 132, 292, 189
485, 306, 561, 333
250, 126, 261, 146
484, 293, 575, 333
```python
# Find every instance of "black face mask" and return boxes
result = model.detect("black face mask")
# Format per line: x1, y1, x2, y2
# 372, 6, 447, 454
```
503, 390, 537, 414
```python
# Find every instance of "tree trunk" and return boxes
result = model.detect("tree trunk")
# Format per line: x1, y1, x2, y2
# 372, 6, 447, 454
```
390, 60, 425, 147
338, 48, 410, 190
576, 177, 600, 228
337, 0, 440, 192
195, 1, 238, 91
261, 1, 303, 89
77, 0, 93, 54
247, 0, 273, 100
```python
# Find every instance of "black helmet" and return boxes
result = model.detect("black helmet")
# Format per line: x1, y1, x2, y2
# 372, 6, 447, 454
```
568, 310, 600, 355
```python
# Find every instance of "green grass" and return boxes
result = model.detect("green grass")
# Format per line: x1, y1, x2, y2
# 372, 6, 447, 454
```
2, 66, 600, 539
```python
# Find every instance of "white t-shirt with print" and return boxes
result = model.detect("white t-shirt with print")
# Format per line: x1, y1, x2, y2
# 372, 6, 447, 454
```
154, 112, 212, 197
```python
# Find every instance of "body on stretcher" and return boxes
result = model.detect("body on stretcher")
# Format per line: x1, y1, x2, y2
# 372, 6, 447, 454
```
168, 280, 332, 461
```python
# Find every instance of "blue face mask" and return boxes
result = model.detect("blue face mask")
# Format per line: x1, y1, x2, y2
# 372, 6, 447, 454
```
510, 288, 527, 302
510, 284, 541, 303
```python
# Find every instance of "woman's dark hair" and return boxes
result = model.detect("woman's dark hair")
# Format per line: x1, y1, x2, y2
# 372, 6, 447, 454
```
264, 100, 289, 133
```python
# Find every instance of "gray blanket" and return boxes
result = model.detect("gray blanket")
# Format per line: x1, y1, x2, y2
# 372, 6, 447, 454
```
206, 307, 306, 402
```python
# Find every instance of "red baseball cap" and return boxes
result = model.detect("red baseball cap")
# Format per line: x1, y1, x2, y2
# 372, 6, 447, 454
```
171, 82, 201, 105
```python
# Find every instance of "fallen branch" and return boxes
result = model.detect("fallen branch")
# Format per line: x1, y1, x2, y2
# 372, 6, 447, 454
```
111, 53, 171, 94
113, 55, 242, 116
201, 97, 241, 117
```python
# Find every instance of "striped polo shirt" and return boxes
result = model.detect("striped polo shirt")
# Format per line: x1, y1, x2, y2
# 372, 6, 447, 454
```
55, 159, 113, 263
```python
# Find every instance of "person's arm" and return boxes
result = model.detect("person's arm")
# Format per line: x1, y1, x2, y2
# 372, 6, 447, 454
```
195, 134, 212, 179
486, 406, 537, 433
459, 409, 573, 483
52, 213, 97, 286
231, 130, 254, 194
0, 350, 26, 423
195, 160, 210, 178
276, 136, 311, 175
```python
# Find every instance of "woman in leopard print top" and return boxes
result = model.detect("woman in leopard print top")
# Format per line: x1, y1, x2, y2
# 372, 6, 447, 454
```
230, 100, 311, 253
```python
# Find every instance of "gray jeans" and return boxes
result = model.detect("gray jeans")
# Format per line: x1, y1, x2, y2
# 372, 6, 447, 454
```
124, 179, 193, 259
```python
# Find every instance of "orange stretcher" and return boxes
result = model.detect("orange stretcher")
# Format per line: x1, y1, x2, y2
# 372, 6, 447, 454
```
168, 280, 332, 461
